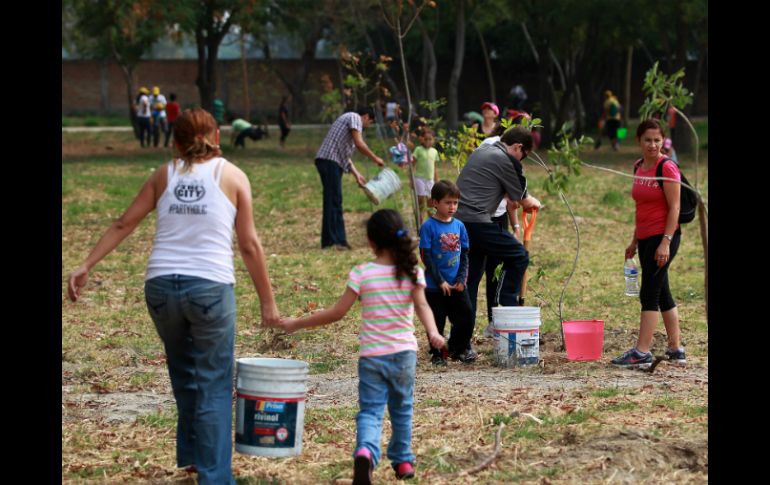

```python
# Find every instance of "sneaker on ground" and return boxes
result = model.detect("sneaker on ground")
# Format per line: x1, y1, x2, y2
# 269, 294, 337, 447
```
451, 348, 478, 363
665, 347, 687, 365
431, 354, 447, 366
393, 462, 415, 480
483, 324, 496, 338
353, 448, 373, 485
611, 348, 653, 369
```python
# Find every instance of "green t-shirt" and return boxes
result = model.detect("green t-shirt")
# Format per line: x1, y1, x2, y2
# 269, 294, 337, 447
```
413, 146, 438, 180
232, 119, 252, 131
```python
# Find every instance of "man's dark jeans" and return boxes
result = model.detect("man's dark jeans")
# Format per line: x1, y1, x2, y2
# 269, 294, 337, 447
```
463, 221, 529, 328
315, 158, 348, 248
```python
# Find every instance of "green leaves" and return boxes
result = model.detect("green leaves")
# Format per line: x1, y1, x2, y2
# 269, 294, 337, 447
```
638, 61, 693, 121
543, 124, 592, 194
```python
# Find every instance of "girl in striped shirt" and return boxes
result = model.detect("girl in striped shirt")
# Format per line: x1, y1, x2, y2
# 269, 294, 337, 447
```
275, 209, 444, 484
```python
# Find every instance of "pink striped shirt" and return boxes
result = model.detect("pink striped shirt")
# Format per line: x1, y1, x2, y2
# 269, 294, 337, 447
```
347, 263, 425, 357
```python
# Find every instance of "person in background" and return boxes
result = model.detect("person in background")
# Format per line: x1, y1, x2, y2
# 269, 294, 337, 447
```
612, 118, 686, 369
314, 107, 385, 250
271, 209, 445, 484
411, 128, 440, 224
164, 93, 181, 148
150, 86, 168, 148
594, 90, 622, 151
135, 87, 152, 148
67, 108, 281, 483
278, 95, 292, 148
471, 102, 500, 138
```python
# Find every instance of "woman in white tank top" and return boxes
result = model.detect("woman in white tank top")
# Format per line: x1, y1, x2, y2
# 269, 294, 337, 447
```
67, 108, 279, 485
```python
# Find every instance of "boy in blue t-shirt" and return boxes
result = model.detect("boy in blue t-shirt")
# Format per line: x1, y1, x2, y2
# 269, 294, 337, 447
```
419, 180, 477, 365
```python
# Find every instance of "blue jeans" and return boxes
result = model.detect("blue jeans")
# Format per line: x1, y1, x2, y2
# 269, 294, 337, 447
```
144, 275, 237, 485
355, 350, 417, 467
315, 158, 348, 248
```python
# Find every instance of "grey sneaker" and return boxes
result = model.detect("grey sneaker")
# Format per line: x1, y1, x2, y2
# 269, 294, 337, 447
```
483, 324, 496, 338
611, 348, 653, 369
665, 347, 687, 365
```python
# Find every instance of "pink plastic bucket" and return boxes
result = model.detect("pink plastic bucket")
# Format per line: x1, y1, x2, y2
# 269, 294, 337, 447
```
562, 320, 604, 361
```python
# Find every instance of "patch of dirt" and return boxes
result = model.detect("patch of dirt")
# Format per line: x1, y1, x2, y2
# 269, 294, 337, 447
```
547, 430, 708, 482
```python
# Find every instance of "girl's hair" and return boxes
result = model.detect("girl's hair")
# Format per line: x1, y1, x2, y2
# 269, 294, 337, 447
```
367, 209, 419, 285
490, 122, 506, 137
420, 127, 434, 139
636, 118, 666, 139
172, 108, 222, 173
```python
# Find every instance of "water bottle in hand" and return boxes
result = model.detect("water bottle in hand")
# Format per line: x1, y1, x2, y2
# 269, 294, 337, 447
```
624, 258, 639, 297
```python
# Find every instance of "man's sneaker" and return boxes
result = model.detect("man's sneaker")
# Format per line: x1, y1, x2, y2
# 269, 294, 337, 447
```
393, 462, 415, 480
483, 324, 496, 338
665, 347, 687, 365
611, 348, 653, 369
450, 348, 478, 364
431, 354, 447, 366
353, 448, 373, 485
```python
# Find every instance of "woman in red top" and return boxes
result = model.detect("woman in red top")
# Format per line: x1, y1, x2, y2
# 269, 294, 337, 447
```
612, 118, 686, 368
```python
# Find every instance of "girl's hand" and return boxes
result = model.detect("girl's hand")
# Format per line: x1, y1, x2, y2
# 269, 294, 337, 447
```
276, 317, 299, 334
428, 332, 446, 350
655, 241, 670, 268
68, 265, 89, 302
453, 282, 465, 293
625, 242, 637, 260
439, 281, 452, 296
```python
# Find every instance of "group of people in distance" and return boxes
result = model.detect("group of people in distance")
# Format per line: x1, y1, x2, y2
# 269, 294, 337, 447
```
134, 86, 180, 148
67, 92, 688, 483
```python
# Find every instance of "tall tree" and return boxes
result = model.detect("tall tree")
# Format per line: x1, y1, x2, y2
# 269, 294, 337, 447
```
64, 0, 167, 134
176, 0, 250, 111
446, 0, 466, 130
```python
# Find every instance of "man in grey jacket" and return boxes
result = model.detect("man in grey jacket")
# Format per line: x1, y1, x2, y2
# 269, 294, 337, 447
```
455, 127, 541, 350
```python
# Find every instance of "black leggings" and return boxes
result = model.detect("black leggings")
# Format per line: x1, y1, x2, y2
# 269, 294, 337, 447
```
638, 231, 681, 312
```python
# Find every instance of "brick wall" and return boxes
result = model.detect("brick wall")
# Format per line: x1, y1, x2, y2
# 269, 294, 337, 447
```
62, 59, 340, 122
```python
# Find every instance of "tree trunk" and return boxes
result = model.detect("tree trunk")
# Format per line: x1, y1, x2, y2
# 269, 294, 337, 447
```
447, 0, 465, 130
624, 45, 633, 126
536, 42, 553, 146
691, 42, 707, 116
418, 17, 437, 117
195, 24, 211, 111
474, 22, 495, 103
119, 64, 138, 138
240, 31, 250, 120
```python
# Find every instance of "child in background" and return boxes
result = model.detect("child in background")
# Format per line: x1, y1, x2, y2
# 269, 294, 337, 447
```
273, 209, 445, 485
412, 128, 439, 224
661, 137, 679, 164
419, 180, 477, 365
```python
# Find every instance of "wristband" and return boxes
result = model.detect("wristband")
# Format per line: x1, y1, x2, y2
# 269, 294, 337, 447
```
663, 234, 673, 242
513, 224, 521, 230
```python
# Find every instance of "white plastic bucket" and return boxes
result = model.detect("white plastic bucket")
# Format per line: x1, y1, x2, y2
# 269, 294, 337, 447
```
234, 357, 309, 457
491, 306, 541, 367
362, 168, 401, 205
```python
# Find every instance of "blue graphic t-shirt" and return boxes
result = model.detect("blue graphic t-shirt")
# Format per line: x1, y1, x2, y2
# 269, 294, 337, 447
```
419, 217, 469, 289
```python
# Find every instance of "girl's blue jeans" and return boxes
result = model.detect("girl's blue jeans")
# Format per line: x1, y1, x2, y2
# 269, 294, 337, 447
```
144, 274, 237, 485
355, 350, 417, 467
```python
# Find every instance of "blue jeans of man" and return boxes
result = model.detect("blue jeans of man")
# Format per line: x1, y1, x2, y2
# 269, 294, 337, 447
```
463, 221, 529, 329
144, 275, 237, 485
315, 158, 348, 248
355, 350, 417, 467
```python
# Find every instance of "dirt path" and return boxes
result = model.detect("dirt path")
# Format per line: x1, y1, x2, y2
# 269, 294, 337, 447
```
62, 350, 707, 423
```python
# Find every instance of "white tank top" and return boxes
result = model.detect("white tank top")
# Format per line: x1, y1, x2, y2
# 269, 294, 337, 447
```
146, 157, 238, 284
